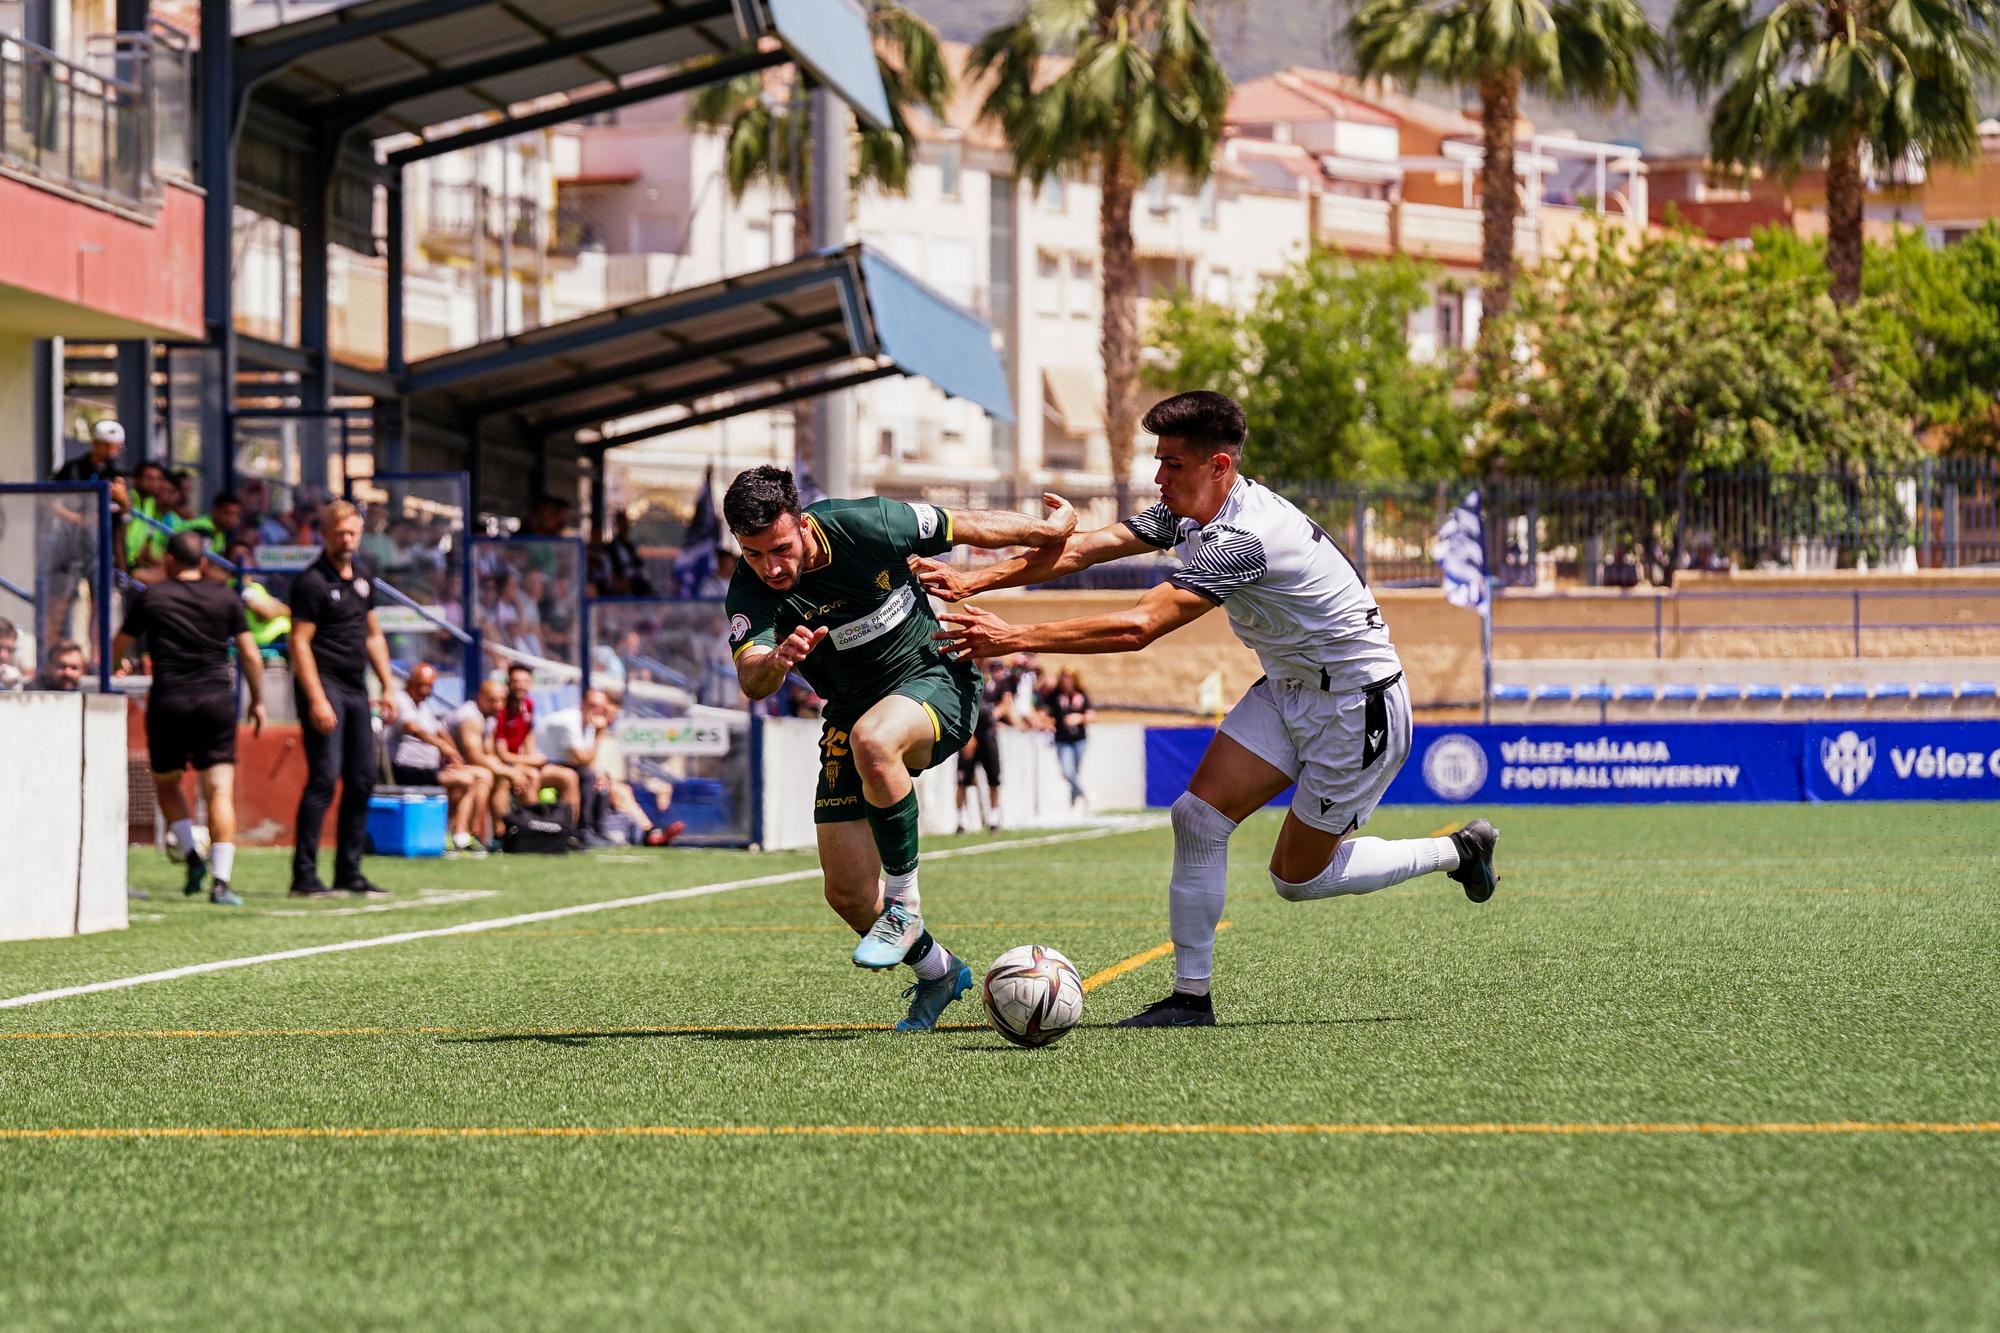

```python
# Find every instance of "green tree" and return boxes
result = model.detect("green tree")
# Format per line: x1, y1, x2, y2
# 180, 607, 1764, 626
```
1345, 0, 1657, 347
1145, 253, 1468, 480
971, 0, 1231, 507
1670, 0, 2000, 305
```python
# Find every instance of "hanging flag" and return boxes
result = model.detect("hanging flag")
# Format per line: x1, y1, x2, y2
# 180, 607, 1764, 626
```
673, 466, 719, 598
1435, 488, 1488, 615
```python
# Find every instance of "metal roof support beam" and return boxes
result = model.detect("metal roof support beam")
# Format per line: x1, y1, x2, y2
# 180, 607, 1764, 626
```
534, 343, 852, 439
201, 0, 239, 494
473, 307, 846, 420
325, 0, 738, 137
385, 46, 787, 167
597, 364, 897, 452
235, 0, 498, 89
405, 255, 849, 394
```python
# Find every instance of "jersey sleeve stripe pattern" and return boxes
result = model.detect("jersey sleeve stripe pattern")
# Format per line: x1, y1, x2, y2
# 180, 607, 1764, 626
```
1122, 502, 1180, 549
1169, 526, 1267, 604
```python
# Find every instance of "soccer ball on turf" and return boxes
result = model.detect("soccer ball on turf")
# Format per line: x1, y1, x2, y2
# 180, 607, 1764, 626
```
982, 945, 1084, 1048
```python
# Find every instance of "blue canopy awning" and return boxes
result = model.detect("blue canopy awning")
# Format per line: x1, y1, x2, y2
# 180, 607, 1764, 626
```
405, 244, 1013, 445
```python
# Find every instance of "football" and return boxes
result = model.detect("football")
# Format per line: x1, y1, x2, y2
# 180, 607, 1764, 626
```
162, 824, 211, 865
981, 945, 1084, 1048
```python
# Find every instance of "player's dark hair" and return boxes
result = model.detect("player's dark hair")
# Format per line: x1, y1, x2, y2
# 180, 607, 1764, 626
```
506, 662, 532, 682
165, 531, 207, 568
1142, 391, 1247, 458
723, 465, 802, 536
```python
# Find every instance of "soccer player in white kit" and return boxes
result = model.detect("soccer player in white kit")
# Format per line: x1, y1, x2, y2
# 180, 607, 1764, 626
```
922, 391, 1498, 1027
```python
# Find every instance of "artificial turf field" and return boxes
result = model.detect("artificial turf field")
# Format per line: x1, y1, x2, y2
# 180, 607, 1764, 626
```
1, 803, 1996, 1330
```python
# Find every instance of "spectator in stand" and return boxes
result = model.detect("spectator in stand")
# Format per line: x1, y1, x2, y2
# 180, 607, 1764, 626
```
48, 420, 131, 641
494, 662, 580, 815
535, 687, 683, 846
125, 461, 175, 574
1043, 667, 1096, 810
0, 617, 20, 690
222, 540, 292, 659
454, 677, 553, 842
542, 572, 578, 662
599, 509, 652, 595
29, 639, 87, 691
693, 535, 737, 599
186, 491, 243, 556
112, 530, 267, 905
386, 662, 493, 857
168, 470, 199, 525
288, 499, 396, 899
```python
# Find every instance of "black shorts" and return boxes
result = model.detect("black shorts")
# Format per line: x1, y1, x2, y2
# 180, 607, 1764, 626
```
391, 763, 444, 787
146, 690, 238, 773
957, 718, 1001, 788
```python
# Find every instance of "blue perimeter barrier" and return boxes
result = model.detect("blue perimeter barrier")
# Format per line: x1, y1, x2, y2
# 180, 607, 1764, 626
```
1145, 721, 2000, 807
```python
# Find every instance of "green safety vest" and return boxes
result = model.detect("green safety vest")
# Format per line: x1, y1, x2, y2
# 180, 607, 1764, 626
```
243, 581, 291, 647
125, 497, 171, 565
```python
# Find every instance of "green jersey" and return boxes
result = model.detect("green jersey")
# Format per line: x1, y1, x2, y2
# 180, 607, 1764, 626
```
726, 498, 958, 723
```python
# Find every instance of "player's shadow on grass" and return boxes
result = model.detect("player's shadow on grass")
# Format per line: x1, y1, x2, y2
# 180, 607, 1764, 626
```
949, 1015, 1410, 1051
447, 1028, 871, 1048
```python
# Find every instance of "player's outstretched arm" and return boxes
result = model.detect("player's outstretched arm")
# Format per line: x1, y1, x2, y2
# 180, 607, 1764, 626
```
947, 492, 1076, 553
934, 582, 1213, 659
911, 521, 1156, 603
735, 625, 826, 701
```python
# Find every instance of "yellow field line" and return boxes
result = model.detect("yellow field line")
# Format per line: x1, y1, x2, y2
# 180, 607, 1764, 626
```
2, 1121, 1995, 1143
1427, 822, 1461, 837
1079, 922, 1231, 994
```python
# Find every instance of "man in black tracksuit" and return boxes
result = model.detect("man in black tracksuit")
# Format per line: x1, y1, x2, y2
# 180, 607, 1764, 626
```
288, 500, 395, 897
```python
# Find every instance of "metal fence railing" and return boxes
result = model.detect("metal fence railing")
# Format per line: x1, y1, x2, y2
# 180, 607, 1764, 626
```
0, 27, 181, 213
876, 460, 2000, 589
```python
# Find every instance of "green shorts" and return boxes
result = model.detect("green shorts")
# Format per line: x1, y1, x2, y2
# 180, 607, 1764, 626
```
813, 662, 979, 823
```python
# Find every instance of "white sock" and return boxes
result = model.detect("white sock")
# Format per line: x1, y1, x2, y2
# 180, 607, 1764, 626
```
911, 941, 952, 981
883, 870, 919, 915
1272, 836, 1451, 902
1167, 792, 1237, 993
210, 842, 236, 883
170, 818, 196, 855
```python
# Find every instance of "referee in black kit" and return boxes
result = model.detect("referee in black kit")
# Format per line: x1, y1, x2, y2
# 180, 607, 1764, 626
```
113, 531, 267, 906
289, 499, 396, 898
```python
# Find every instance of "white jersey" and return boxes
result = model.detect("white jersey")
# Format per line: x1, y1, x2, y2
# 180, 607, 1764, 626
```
1125, 476, 1403, 692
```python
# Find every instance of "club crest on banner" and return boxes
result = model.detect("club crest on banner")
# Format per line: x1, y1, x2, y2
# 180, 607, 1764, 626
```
1422, 734, 1488, 801
1820, 730, 1876, 796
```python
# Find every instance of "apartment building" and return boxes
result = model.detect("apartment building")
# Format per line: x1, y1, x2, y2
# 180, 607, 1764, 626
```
1649, 119, 2000, 247
0, 0, 200, 480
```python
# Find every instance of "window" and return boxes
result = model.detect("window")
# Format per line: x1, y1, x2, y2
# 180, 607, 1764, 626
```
1197, 179, 1218, 227
1035, 251, 1062, 316
1437, 294, 1462, 350
878, 428, 897, 459
1039, 175, 1066, 213
939, 140, 962, 200
1146, 174, 1170, 213
1202, 266, 1232, 307
931, 237, 975, 309
1069, 257, 1096, 318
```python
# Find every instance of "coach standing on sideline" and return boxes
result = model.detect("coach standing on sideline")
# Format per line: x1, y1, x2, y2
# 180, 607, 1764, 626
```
290, 500, 395, 898
113, 531, 266, 906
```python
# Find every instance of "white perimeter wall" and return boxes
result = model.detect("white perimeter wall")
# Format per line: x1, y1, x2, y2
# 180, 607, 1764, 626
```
758, 719, 1147, 853
0, 693, 128, 939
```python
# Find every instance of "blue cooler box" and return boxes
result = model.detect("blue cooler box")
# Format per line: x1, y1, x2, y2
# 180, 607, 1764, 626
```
366, 788, 448, 857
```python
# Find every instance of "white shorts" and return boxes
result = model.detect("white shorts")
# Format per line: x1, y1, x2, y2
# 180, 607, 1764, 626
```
1219, 673, 1412, 834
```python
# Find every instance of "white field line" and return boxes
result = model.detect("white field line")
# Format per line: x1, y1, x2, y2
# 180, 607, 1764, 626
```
260, 889, 499, 919
0, 820, 1166, 1012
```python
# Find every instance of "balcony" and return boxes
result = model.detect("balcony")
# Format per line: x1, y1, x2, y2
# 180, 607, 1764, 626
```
422, 181, 550, 266
1393, 202, 1540, 266
1318, 194, 1394, 255
0, 24, 189, 217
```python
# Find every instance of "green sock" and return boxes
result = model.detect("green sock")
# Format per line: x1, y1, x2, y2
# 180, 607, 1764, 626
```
865, 788, 922, 894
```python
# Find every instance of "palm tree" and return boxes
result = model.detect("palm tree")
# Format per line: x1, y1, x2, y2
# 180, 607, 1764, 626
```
686, 3, 950, 481
1346, 0, 1657, 342
971, 0, 1231, 506
1671, 0, 2000, 305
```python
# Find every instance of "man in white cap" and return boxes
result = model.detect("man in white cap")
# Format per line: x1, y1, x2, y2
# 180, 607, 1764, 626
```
45, 419, 132, 650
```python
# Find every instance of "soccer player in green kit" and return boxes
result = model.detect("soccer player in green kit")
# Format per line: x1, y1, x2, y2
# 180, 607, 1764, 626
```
722, 466, 1075, 1030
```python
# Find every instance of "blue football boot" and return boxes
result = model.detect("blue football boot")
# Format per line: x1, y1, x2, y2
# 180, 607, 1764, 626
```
853, 898, 923, 970
896, 959, 973, 1032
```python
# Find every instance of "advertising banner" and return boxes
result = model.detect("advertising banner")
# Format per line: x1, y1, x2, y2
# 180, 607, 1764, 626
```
1803, 722, 2000, 803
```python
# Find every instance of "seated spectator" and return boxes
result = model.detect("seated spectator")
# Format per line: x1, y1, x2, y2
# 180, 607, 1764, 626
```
29, 639, 86, 692
693, 539, 736, 599
600, 510, 652, 595
494, 663, 580, 815
0, 617, 20, 690
222, 540, 292, 658
536, 688, 682, 847
186, 492, 244, 555
386, 662, 493, 856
